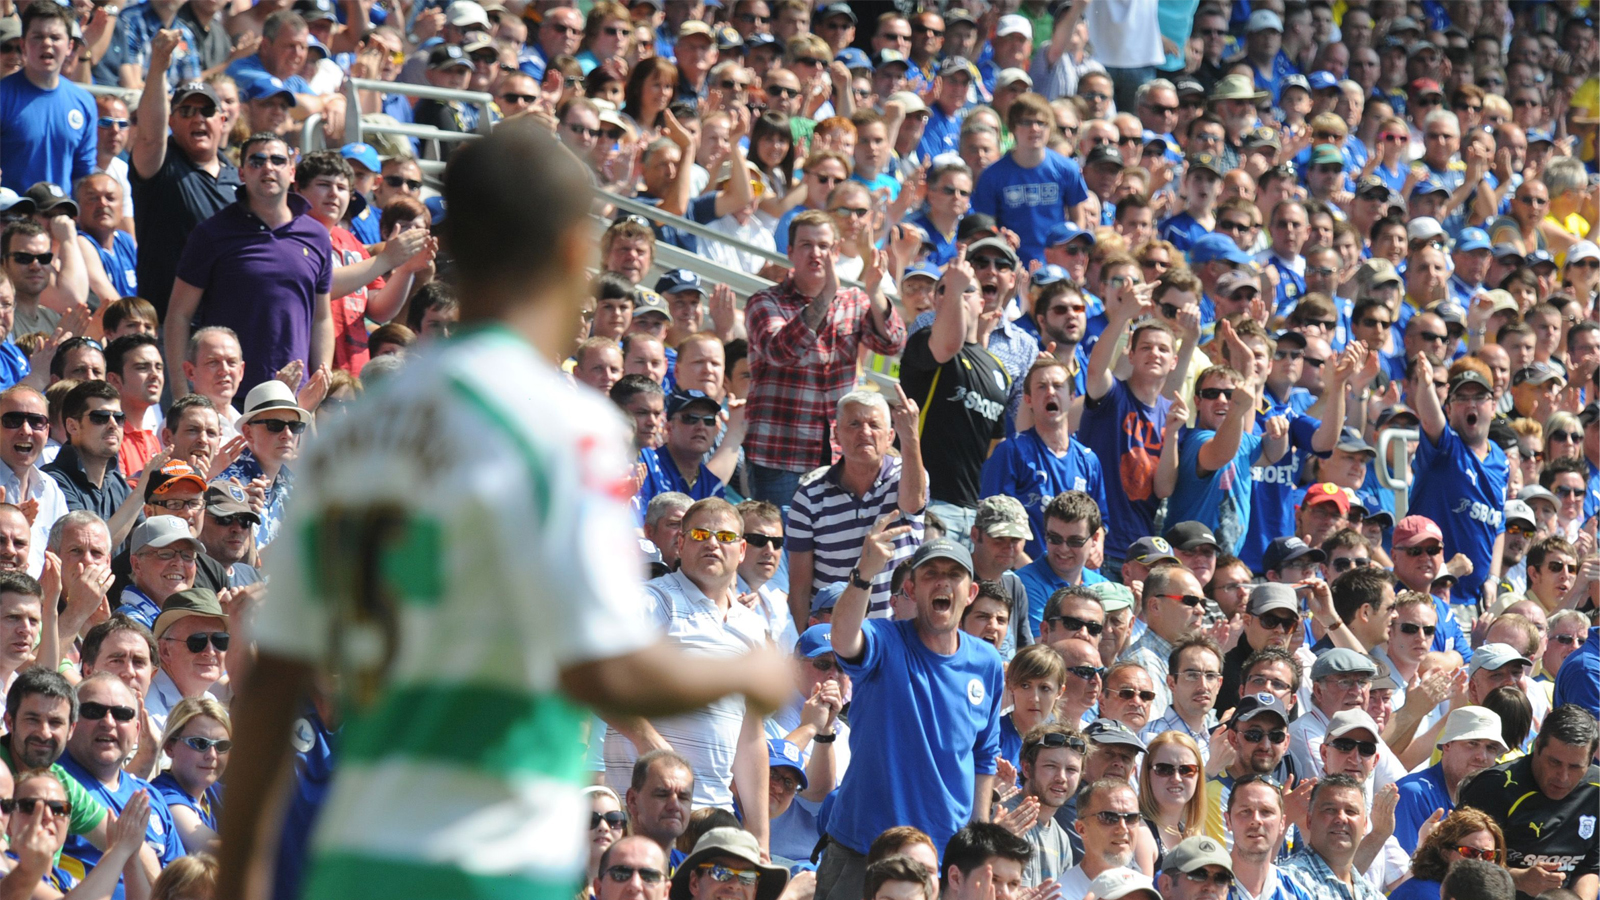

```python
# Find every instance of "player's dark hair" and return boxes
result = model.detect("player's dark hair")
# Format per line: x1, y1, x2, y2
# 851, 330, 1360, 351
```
1441, 859, 1514, 900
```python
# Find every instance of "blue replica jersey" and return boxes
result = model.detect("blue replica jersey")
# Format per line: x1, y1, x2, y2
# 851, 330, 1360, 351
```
979, 428, 1106, 562
1586, 460, 1600, 523
1266, 255, 1306, 316
151, 771, 222, 853
917, 104, 966, 162
1392, 764, 1450, 855
0, 72, 98, 193
94, 231, 140, 298
1014, 556, 1107, 636
905, 209, 958, 266
1239, 391, 1317, 573
273, 709, 337, 900
1169, 426, 1265, 555
830, 618, 1003, 857
58, 757, 183, 900
1158, 211, 1212, 254
970, 150, 1090, 266
1410, 424, 1508, 603
1076, 380, 1170, 562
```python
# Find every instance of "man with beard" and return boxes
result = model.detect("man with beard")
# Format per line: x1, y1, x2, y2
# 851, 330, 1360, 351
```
1408, 362, 1508, 614
1281, 775, 1384, 900
817, 534, 1002, 900
1393, 707, 1506, 854
1059, 779, 1140, 898
1202, 693, 1296, 843
1496, 500, 1537, 595
0, 668, 116, 854
197, 482, 260, 587
1030, 282, 1090, 398
1004, 723, 1081, 885
1218, 585, 1304, 718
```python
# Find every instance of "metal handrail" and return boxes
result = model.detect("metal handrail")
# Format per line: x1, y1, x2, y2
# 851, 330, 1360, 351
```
600, 189, 791, 268
344, 77, 494, 144
1375, 427, 1418, 518
300, 113, 324, 154
81, 83, 140, 103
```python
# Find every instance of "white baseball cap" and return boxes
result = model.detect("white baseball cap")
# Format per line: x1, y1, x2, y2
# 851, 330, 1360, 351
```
1406, 216, 1446, 242
1088, 868, 1162, 900
1247, 9, 1283, 32
1467, 642, 1533, 676
1567, 241, 1600, 267
996, 14, 1032, 38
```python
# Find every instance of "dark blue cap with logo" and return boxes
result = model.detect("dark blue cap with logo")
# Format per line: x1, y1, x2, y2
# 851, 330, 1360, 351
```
655, 269, 704, 295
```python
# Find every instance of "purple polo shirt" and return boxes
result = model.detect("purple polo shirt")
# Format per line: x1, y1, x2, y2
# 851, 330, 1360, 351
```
175, 193, 333, 398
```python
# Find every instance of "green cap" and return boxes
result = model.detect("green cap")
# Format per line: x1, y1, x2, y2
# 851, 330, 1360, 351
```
153, 588, 225, 640
1311, 143, 1344, 166
1086, 582, 1134, 613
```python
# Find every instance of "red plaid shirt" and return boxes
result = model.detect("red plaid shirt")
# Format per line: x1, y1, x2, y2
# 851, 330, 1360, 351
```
744, 277, 906, 473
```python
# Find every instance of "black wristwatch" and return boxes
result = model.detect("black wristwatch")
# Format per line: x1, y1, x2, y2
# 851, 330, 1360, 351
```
849, 567, 871, 590
814, 731, 837, 744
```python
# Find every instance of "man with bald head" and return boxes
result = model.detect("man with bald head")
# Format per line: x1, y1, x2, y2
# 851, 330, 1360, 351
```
593, 835, 671, 900
0, 386, 68, 575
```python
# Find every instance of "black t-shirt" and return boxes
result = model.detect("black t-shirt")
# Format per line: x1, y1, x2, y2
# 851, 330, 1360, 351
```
1457, 755, 1600, 900
412, 99, 466, 161
899, 329, 1010, 508
130, 139, 242, 318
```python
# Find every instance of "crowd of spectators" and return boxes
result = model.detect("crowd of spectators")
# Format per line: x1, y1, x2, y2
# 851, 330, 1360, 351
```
0, 0, 1593, 899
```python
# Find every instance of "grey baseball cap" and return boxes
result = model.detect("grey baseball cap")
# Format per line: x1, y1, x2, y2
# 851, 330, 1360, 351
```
1084, 718, 1147, 751
1311, 648, 1379, 681
130, 516, 202, 555
1246, 583, 1299, 617
1162, 836, 1233, 876
1467, 642, 1532, 676
910, 537, 973, 575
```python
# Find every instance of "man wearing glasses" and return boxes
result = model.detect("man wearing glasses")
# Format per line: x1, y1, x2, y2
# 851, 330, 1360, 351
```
0, 386, 68, 576
1011, 491, 1108, 633
592, 836, 670, 900
1142, 636, 1222, 762
43, 380, 133, 524
1117, 562, 1205, 719
1202, 692, 1297, 843
1387, 514, 1475, 665
603, 498, 774, 849
148, 586, 230, 736
1059, 779, 1140, 899
218, 380, 311, 551
166, 133, 333, 402
1287, 648, 1383, 779
1407, 360, 1510, 614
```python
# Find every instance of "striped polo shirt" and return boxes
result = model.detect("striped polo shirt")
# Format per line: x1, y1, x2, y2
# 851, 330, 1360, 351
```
787, 455, 925, 616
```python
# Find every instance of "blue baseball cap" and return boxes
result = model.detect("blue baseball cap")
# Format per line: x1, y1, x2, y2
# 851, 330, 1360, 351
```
424, 194, 447, 224
1191, 232, 1252, 266
1308, 70, 1339, 91
241, 75, 297, 105
1528, 249, 1557, 269
1032, 264, 1070, 286
835, 46, 872, 71
1455, 227, 1491, 253
306, 35, 330, 59
1528, 130, 1555, 146
795, 624, 833, 658
654, 268, 704, 295
767, 739, 808, 788
903, 261, 942, 282
810, 582, 845, 616
1045, 220, 1095, 248
1411, 178, 1449, 197
340, 142, 381, 173
664, 387, 720, 418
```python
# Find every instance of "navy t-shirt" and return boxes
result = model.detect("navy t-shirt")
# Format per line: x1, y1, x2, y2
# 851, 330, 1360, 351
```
829, 618, 1003, 857
971, 150, 1090, 266
1240, 391, 1318, 573
1410, 424, 1508, 603
1076, 380, 1170, 562
979, 428, 1106, 560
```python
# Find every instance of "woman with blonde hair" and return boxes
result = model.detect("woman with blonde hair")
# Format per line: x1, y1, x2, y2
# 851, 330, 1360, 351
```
152, 698, 231, 854
1543, 411, 1583, 462
582, 785, 627, 883
152, 853, 218, 900
1135, 731, 1206, 868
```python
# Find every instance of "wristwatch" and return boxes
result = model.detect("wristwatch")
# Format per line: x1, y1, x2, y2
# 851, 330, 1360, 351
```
813, 731, 837, 744
849, 567, 871, 591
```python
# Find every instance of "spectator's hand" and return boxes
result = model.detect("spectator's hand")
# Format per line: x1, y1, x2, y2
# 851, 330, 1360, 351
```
229, 30, 261, 63
938, 256, 975, 304
1175, 302, 1200, 341
1370, 783, 1397, 840
888, 383, 920, 443
1263, 415, 1288, 441
1022, 882, 1062, 900
206, 436, 246, 481
708, 283, 738, 341
379, 225, 430, 271
999, 227, 1021, 252
10, 799, 56, 876
243, 475, 270, 515
1512, 863, 1568, 897
297, 363, 331, 413
1164, 394, 1189, 432
1409, 351, 1434, 397
995, 756, 1017, 787
858, 512, 914, 581
863, 248, 889, 299
919, 76, 942, 108
275, 359, 306, 390
107, 790, 149, 861
1208, 615, 1241, 652
396, 235, 438, 276
1416, 808, 1445, 848
1404, 668, 1453, 712
321, 93, 347, 142
149, 28, 184, 64
827, 60, 851, 96
1283, 774, 1317, 832
37, 551, 60, 613
1299, 578, 1335, 627
1206, 723, 1236, 777
411, 7, 444, 43
993, 795, 1039, 836
1330, 340, 1363, 389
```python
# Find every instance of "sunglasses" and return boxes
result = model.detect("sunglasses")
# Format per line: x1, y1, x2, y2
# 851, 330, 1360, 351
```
84, 409, 126, 426
1547, 560, 1578, 574
1507, 523, 1535, 536
1402, 544, 1442, 557
744, 533, 784, 550
1398, 622, 1437, 637
1571, 259, 1600, 270
1246, 675, 1292, 693
1183, 871, 1234, 887
1331, 557, 1371, 572
1044, 532, 1090, 548
383, 175, 423, 191
0, 42, 18, 53
1256, 612, 1299, 632
1, 798, 70, 817
79, 701, 137, 722
166, 631, 229, 653
937, 185, 972, 197
591, 810, 627, 830
794, 56, 825, 67
7, 252, 52, 267
687, 528, 741, 544
1552, 633, 1580, 646
501, 92, 539, 105
698, 864, 760, 885
1151, 762, 1199, 778
1036, 732, 1088, 753
1110, 687, 1157, 703
1358, 317, 1392, 329
1274, 349, 1303, 361
1216, 219, 1252, 233
677, 413, 718, 427
603, 128, 626, 141
213, 514, 254, 529
1551, 431, 1582, 443
1455, 846, 1498, 862
601, 26, 630, 37
1196, 387, 1232, 401
1327, 737, 1377, 757
809, 656, 837, 672
832, 206, 871, 219
970, 255, 1015, 271
246, 153, 291, 169
0, 412, 47, 430
1090, 810, 1142, 827
606, 866, 665, 884
1066, 664, 1105, 681
174, 104, 219, 118
1157, 594, 1207, 608
98, 116, 130, 129
1046, 614, 1103, 636
766, 85, 800, 99
1239, 728, 1288, 744
180, 736, 233, 753
253, 419, 308, 434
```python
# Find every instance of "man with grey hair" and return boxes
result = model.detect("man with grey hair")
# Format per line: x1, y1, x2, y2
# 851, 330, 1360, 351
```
1417, 109, 1464, 193
46, 509, 114, 646
787, 387, 926, 623
1135, 79, 1180, 144
643, 492, 692, 573
182, 326, 245, 438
